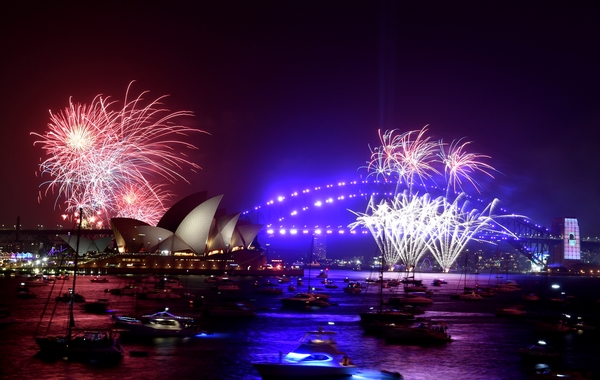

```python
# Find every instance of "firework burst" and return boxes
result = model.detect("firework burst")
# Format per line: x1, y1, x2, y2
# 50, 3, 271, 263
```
32, 82, 208, 226
354, 127, 515, 271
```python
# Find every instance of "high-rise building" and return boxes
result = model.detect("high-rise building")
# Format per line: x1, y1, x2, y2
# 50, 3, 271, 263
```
551, 217, 581, 265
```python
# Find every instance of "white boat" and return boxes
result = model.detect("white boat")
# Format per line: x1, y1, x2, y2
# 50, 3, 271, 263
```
112, 308, 199, 337
253, 327, 358, 378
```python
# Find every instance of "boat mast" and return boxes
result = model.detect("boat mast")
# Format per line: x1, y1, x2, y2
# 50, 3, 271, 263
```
68, 207, 83, 337
307, 235, 314, 293
378, 253, 384, 315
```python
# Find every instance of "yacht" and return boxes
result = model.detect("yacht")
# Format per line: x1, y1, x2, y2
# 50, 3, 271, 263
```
253, 327, 358, 378
112, 308, 199, 338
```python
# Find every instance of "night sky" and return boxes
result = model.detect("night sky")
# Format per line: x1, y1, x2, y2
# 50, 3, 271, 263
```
2, 1, 600, 237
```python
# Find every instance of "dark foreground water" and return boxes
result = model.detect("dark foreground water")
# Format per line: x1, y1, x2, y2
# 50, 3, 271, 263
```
1, 269, 600, 380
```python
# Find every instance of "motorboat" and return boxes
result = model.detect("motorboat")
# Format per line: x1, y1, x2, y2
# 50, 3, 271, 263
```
16, 283, 37, 298
385, 322, 452, 345
518, 340, 562, 362
316, 270, 328, 278
343, 282, 362, 294
324, 280, 338, 289
280, 293, 331, 309
20, 276, 49, 287
90, 276, 109, 283
253, 327, 358, 378
277, 275, 291, 283
82, 298, 110, 314
522, 292, 541, 301
112, 308, 199, 337
56, 289, 86, 303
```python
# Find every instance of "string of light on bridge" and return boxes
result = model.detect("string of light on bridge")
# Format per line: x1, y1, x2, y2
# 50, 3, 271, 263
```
241, 179, 549, 238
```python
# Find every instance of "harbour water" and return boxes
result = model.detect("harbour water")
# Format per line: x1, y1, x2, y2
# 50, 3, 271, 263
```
1, 270, 599, 380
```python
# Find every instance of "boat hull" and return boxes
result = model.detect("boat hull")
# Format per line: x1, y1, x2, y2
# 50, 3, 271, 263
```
253, 362, 357, 378
35, 332, 124, 362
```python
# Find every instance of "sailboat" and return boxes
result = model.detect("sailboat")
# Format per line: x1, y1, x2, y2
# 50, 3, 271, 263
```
359, 254, 415, 328
280, 235, 331, 309
34, 209, 124, 362
450, 251, 483, 301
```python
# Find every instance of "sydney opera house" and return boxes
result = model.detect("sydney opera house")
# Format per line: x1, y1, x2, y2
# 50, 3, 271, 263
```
77, 192, 272, 275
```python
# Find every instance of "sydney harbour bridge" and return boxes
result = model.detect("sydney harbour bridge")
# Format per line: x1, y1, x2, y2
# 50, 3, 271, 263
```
2, 179, 600, 269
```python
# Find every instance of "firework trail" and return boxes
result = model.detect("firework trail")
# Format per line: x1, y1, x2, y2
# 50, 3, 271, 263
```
32, 82, 207, 226
438, 138, 496, 197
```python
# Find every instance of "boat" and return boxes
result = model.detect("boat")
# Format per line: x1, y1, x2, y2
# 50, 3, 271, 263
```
34, 209, 124, 362
456, 292, 484, 301
280, 293, 331, 309
138, 288, 182, 299
56, 289, 86, 303
384, 322, 452, 345
495, 306, 527, 317
518, 340, 562, 362
255, 286, 284, 295
90, 276, 109, 283
450, 251, 483, 300
522, 292, 541, 301
253, 327, 358, 378
20, 276, 49, 287
16, 283, 37, 299
343, 282, 362, 294
280, 237, 331, 310
403, 283, 428, 293
0, 305, 16, 326
360, 254, 419, 327
316, 270, 328, 278
112, 307, 200, 338
106, 283, 142, 295
387, 294, 434, 306
82, 298, 110, 314
324, 280, 338, 289
202, 302, 257, 318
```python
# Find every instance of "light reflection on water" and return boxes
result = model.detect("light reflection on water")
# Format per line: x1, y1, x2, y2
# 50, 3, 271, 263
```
1, 271, 599, 380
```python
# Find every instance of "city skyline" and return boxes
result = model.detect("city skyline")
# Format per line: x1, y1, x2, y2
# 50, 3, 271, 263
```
2, 1, 600, 236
